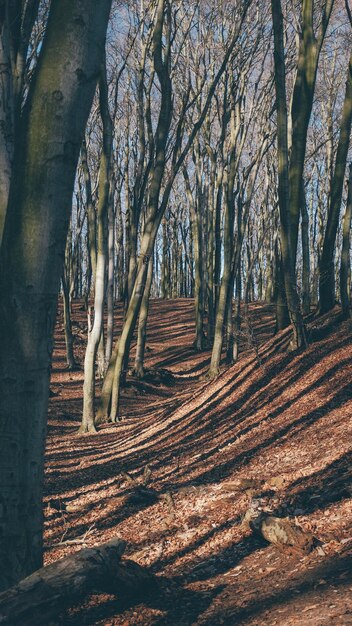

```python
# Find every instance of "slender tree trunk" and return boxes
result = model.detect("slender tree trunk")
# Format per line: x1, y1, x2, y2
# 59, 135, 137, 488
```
226, 270, 236, 364
80, 59, 112, 434
208, 185, 234, 377
214, 179, 223, 313
340, 163, 352, 318
81, 138, 97, 287
272, 0, 306, 349
288, 0, 334, 264
319, 49, 352, 313
107, 231, 158, 422
115, 195, 125, 301
161, 216, 169, 298
233, 266, 241, 363
61, 227, 78, 370
184, 166, 206, 350
62, 274, 77, 370
133, 255, 153, 378
301, 183, 311, 315
105, 194, 115, 364
274, 247, 290, 331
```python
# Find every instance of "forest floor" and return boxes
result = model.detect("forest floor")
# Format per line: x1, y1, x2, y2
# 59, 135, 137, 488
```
45, 299, 352, 626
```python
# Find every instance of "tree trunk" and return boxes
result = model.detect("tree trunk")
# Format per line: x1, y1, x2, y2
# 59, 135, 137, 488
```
319, 49, 352, 313
62, 273, 77, 370
0, 0, 112, 590
272, 0, 306, 349
184, 166, 206, 350
133, 255, 154, 378
340, 163, 352, 318
107, 232, 157, 422
80, 60, 112, 434
301, 183, 311, 316
233, 266, 241, 363
0, 538, 154, 626
208, 192, 234, 377
274, 250, 290, 331
0, 10, 13, 242
288, 0, 334, 265
105, 193, 115, 364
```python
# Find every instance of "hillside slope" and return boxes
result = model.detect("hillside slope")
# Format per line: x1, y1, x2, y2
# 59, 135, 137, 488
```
45, 300, 352, 625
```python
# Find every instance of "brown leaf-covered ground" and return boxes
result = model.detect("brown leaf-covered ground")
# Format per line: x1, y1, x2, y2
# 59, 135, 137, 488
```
45, 299, 352, 625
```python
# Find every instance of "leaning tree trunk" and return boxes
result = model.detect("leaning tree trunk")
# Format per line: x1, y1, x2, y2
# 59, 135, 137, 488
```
288, 0, 334, 265
340, 163, 352, 318
133, 255, 154, 378
0, 0, 112, 591
97, 0, 173, 424
109, 224, 162, 423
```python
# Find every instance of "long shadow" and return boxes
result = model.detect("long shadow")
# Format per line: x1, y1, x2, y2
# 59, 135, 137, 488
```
45, 384, 349, 546
284, 450, 352, 515
57, 579, 225, 626
45, 372, 350, 511
199, 554, 352, 625
167, 382, 351, 490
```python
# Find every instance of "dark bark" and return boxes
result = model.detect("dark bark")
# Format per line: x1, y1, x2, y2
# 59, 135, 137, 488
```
0, 0, 112, 590
271, 0, 306, 349
0, 538, 154, 626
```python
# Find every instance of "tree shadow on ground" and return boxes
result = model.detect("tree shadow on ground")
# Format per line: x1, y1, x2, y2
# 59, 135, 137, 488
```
198, 553, 352, 625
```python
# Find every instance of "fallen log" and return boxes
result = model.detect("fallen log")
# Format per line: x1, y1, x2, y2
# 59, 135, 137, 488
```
0, 538, 155, 625
243, 509, 314, 555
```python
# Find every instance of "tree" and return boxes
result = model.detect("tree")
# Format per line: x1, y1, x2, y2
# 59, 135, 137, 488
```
271, 0, 306, 349
319, 14, 352, 312
80, 58, 113, 434
340, 162, 352, 317
0, 0, 112, 591
288, 0, 335, 264
97, 0, 253, 425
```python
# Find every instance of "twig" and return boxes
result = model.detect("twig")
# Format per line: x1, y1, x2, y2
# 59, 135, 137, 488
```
46, 524, 96, 549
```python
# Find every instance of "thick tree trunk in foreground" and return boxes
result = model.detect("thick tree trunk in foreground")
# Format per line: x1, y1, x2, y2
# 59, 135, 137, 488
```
0, 0, 112, 591
0, 538, 154, 626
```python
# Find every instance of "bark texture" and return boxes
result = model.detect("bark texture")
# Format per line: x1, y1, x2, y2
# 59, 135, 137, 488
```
0, 0, 112, 591
0, 538, 154, 625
